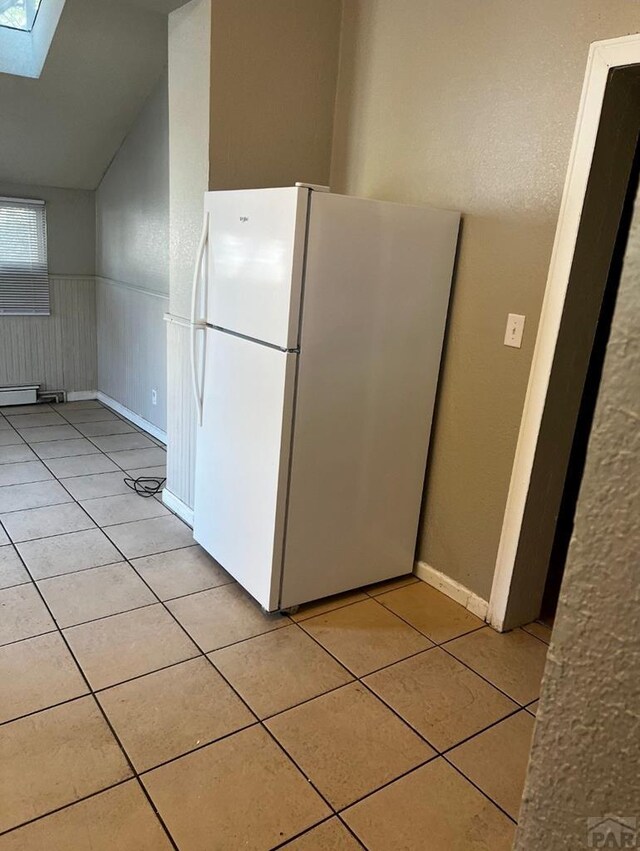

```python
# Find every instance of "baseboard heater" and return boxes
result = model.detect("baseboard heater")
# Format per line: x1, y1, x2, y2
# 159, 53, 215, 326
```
0, 385, 40, 406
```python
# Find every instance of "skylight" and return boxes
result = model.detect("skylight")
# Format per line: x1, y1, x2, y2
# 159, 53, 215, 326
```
0, 0, 64, 78
0, 0, 43, 32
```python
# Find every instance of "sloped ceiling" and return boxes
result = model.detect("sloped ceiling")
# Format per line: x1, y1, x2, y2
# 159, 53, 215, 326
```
0, 0, 183, 190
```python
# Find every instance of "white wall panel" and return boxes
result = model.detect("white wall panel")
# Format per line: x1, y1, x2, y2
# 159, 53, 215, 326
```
166, 319, 196, 508
96, 278, 168, 432
0, 276, 97, 392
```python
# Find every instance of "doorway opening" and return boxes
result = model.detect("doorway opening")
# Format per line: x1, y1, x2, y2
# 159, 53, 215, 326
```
489, 42, 640, 632
541, 138, 640, 625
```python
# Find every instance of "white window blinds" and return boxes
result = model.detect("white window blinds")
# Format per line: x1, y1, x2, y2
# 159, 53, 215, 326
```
0, 196, 50, 316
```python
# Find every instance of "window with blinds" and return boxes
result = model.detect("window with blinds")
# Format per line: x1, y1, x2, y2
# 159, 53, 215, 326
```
0, 196, 50, 316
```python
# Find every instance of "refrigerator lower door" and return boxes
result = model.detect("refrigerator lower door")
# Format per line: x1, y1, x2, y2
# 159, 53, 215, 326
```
193, 328, 296, 611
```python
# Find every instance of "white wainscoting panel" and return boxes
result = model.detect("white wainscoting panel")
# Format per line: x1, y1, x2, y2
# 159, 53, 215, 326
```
0, 276, 97, 393
166, 318, 197, 512
96, 277, 168, 433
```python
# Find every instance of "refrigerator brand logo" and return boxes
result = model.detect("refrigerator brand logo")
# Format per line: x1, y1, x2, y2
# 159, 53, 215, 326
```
239, 216, 249, 223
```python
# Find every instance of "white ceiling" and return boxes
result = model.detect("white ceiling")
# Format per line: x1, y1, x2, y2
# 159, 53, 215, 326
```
0, 0, 181, 190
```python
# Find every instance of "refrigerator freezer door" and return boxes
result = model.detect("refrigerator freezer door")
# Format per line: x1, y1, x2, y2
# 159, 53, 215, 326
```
193, 328, 296, 611
204, 187, 309, 349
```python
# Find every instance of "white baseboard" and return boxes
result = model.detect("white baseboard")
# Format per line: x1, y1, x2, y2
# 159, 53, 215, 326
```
162, 488, 194, 527
97, 392, 167, 445
414, 561, 489, 621
66, 391, 98, 401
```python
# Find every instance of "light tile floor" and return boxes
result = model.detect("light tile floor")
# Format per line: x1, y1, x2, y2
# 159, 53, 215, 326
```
0, 401, 550, 850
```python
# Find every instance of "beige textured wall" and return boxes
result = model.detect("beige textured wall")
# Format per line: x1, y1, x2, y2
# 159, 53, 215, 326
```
515, 183, 640, 850
331, 0, 640, 599
209, 0, 342, 190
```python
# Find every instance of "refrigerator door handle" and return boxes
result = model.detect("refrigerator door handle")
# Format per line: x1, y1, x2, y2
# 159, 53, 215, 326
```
190, 211, 209, 427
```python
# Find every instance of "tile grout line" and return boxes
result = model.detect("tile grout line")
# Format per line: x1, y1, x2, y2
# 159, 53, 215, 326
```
2, 403, 536, 844
0, 406, 180, 847
269, 813, 364, 851
25, 429, 344, 850
54, 467, 364, 848
287, 612, 521, 827
0, 529, 181, 850
368, 592, 536, 709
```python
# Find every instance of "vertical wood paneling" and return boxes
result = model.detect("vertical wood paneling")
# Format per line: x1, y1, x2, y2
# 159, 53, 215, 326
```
0, 276, 97, 392
96, 277, 168, 432
166, 320, 197, 508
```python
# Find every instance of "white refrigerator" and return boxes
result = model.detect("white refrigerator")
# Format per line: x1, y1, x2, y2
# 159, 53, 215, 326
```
191, 185, 460, 612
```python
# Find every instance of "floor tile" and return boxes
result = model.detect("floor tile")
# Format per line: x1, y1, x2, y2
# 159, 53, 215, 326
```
211, 624, 353, 718
64, 604, 198, 690
0, 697, 131, 833
0, 430, 23, 446
0, 632, 88, 724
17, 425, 80, 443
0, 584, 55, 646
6, 411, 66, 428
90, 433, 157, 452
0, 546, 29, 589
300, 598, 432, 677
17, 528, 122, 579
81, 492, 169, 527
366, 574, 420, 596
0, 781, 173, 851
446, 627, 548, 704
290, 589, 368, 622
448, 711, 535, 820
124, 464, 166, 478
0, 460, 53, 487
75, 419, 137, 437
364, 647, 518, 751
522, 621, 553, 644
104, 515, 194, 558
38, 562, 156, 628
1, 502, 95, 543
99, 657, 255, 772
0, 444, 37, 464
107, 447, 167, 471
527, 699, 539, 716
143, 725, 330, 851
342, 757, 515, 851
32, 437, 101, 460
0, 481, 72, 514
266, 682, 434, 810
167, 582, 288, 652
62, 471, 134, 500
283, 819, 362, 850
132, 545, 233, 600
376, 581, 484, 644
56, 400, 103, 410
0, 404, 52, 415
45, 453, 121, 479
61, 409, 120, 424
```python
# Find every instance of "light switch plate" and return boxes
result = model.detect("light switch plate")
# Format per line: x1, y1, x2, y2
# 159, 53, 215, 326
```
504, 313, 525, 348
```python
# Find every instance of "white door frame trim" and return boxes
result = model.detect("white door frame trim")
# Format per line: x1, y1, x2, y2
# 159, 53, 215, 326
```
488, 33, 640, 631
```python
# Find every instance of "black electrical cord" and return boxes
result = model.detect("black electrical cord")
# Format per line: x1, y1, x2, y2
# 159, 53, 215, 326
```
124, 476, 166, 498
